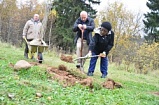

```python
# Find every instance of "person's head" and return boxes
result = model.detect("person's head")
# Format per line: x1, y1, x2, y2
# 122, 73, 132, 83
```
33, 14, 39, 21
100, 22, 112, 36
80, 11, 88, 22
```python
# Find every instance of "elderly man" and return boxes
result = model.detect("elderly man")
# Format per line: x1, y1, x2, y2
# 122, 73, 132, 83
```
22, 14, 42, 58
73, 11, 95, 69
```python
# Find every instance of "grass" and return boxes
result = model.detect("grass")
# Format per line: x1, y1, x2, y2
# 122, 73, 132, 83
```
0, 42, 159, 105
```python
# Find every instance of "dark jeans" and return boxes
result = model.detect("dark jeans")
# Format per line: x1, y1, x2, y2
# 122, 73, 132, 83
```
88, 52, 108, 76
24, 39, 33, 55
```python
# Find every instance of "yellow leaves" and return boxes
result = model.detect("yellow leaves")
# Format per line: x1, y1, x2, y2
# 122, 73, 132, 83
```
50, 9, 57, 16
117, 34, 132, 49
135, 42, 159, 72
137, 43, 159, 56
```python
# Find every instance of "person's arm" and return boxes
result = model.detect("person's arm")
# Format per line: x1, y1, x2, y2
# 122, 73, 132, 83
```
39, 22, 43, 39
106, 31, 114, 53
85, 18, 95, 31
89, 33, 98, 51
73, 19, 80, 32
22, 20, 30, 37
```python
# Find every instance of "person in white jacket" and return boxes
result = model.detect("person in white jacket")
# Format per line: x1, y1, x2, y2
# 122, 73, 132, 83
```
22, 14, 43, 58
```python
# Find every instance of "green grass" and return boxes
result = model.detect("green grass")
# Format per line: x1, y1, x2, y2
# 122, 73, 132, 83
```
0, 42, 159, 105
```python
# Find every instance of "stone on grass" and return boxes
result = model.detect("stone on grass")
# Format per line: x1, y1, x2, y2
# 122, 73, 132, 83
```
14, 60, 31, 70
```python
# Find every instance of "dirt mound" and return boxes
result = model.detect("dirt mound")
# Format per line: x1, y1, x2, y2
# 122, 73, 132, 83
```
58, 65, 67, 71
47, 64, 122, 89
79, 78, 93, 89
151, 92, 159, 96
102, 78, 122, 89
60, 54, 74, 63
9, 60, 122, 89
47, 64, 93, 88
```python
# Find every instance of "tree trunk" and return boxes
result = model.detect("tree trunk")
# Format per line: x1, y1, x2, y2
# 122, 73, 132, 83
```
7, 17, 12, 43
49, 19, 53, 49
0, 16, 1, 40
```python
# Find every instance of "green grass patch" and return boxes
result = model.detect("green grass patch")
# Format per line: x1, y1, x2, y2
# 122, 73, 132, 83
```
0, 42, 159, 105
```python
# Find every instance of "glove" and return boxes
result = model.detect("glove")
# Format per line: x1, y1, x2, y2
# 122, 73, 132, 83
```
78, 24, 83, 30
22, 35, 29, 44
82, 24, 87, 29
99, 51, 106, 57
22, 35, 26, 39
85, 52, 92, 58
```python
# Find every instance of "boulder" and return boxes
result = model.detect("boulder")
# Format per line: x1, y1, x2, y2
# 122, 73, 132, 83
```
14, 60, 31, 70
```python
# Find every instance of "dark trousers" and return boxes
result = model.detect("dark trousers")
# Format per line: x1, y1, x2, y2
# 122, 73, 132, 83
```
24, 39, 33, 55
88, 52, 108, 76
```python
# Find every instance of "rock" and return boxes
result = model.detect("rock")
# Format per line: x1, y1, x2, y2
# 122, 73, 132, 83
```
7, 93, 15, 99
36, 93, 42, 98
14, 60, 31, 70
47, 96, 52, 100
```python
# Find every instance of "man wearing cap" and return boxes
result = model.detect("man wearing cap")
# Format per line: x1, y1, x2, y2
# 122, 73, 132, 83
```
87, 21, 114, 78
73, 11, 95, 69
22, 14, 42, 58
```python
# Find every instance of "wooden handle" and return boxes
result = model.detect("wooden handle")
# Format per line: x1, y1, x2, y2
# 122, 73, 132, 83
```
80, 30, 84, 57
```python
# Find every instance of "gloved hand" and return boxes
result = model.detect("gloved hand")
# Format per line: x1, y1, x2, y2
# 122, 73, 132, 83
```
99, 51, 106, 57
82, 24, 87, 29
22, 35, 26, 39
85, 51, 92, 58
78, 24, 83, 30
22, 35, 29, 44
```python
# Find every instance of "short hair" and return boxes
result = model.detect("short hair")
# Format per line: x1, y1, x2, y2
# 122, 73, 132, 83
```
80, 11, 88, 16
34, 14, 39, 17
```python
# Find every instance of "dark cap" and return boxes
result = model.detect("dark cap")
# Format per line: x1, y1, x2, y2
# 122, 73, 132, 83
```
101, 22, 112, 31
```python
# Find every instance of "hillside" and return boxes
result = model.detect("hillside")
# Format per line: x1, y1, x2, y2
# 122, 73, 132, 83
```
0, 42, 159, 105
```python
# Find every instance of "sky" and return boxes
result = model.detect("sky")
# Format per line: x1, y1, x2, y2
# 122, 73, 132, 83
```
98, 0, 149, 14
37, 0, 149, 14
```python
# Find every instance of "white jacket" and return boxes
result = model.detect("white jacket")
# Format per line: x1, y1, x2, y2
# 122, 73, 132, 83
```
23, 19, 43, 39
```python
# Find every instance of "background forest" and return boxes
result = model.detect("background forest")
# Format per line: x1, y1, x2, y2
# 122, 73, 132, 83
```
0, 0, 159, 74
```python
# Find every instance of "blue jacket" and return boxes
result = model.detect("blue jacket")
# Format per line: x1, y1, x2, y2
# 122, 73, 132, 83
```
73, 17, 95, 46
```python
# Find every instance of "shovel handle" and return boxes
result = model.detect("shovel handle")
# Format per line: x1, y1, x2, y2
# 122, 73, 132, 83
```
73, 55, 99, 61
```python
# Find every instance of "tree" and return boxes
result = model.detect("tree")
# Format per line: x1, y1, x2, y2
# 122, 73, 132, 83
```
0, 0, 18, 42
143, 0, 159, 43
95, 1, 144, 66
51, 0, 100, 52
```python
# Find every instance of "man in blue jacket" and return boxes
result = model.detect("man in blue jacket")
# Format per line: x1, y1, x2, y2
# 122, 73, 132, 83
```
73, 11, 95, 69
87, 22, 114, 78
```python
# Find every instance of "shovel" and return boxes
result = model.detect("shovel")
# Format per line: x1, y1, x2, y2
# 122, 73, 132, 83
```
73, 55, 99, 61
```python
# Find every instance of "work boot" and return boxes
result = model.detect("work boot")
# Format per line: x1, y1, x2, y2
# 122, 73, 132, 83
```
87, 72, 93, 76
76, 65, 80, 69
101, 74, 106, 78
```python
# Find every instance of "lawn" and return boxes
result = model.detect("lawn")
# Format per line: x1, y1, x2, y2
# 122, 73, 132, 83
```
0, 42, 159, 105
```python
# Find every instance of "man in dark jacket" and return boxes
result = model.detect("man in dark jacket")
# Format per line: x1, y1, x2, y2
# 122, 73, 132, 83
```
73, 11, 95, 69
87, 22, 114, 78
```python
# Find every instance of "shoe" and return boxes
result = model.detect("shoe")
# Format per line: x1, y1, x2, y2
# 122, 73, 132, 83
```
101, 74, 106, 78
76, 65, 80, 69
87, 72, 93, 76
31, 56, 34, 59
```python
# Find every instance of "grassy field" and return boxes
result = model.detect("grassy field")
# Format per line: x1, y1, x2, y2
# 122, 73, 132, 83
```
0, 42, 159, 105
